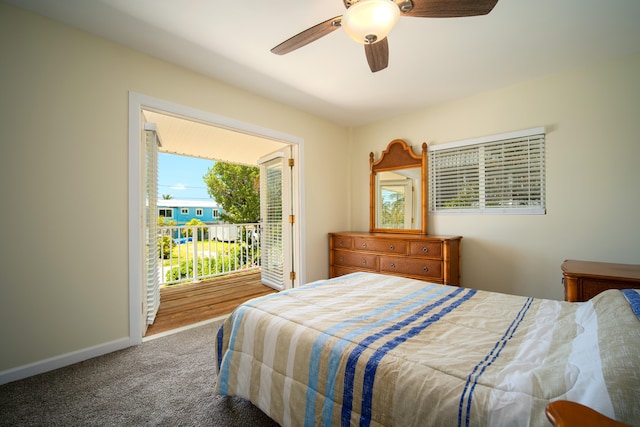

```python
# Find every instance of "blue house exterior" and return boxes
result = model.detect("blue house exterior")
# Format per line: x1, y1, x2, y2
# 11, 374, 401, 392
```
157, 199, 221, 226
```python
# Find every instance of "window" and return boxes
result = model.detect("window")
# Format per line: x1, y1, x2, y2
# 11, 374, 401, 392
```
158, 208, 173, 218
196, 208, 203, 216
212, 209, 219, 218
429, 128, 545, 214
180, 208, 189, 215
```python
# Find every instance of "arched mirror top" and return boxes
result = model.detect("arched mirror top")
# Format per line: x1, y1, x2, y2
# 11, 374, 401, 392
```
370, 139, 428, 234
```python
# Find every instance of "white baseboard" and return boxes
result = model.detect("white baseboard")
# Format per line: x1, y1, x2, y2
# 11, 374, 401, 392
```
142, 314, 227, 342
0, 337, 133, 386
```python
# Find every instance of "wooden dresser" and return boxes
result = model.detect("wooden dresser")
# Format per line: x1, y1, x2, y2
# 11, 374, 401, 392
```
561, 259, 640, 302
329, 232, 462, 286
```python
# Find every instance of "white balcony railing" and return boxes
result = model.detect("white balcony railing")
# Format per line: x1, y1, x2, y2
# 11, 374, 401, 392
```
157, 223, 261, 286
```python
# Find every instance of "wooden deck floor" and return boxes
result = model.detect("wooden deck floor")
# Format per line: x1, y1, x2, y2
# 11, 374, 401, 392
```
144, 270, 277, 337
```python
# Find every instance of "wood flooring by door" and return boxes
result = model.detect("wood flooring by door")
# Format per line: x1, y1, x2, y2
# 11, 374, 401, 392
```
144, 270, 276, 337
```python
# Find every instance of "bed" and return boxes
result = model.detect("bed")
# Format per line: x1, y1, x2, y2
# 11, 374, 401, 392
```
215, 272, 640, 426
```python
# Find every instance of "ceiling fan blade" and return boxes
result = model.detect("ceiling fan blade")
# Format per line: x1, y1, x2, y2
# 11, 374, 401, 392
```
365, 38, 389, 73
404, 0, 498, 18
271, 16, 342, 55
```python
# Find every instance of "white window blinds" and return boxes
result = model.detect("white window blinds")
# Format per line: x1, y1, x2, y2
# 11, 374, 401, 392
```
144, 127, 161, 325
259, 154, 285, 289
429, 128, 545, 214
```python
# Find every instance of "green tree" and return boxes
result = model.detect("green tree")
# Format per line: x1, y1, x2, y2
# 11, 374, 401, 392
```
162, 194, 173, 200
183, 218, 206, 239
157, 217, 177, 227
203, 162, 260, 223
382, 198, 405, 228
157, 217, 177, 259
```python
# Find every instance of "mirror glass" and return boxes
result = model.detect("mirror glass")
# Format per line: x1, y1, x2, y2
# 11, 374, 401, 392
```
375, 168, 421, 230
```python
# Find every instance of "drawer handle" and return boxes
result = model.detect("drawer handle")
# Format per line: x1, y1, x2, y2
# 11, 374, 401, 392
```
339, 256, 344, 262
422, 247, 429, 254
390, 263, 396, 269
362, 259, 367, 265
339, 240, 344, 247
362, 243, 367, 249
389, 245, 395, 251
423, 266, 429, 272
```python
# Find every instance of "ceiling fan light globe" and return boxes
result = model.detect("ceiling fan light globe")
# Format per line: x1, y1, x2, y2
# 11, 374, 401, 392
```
342, 0, 400, 44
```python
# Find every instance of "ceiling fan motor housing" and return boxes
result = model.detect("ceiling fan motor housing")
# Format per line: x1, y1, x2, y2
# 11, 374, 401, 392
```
342, 0, 401, 44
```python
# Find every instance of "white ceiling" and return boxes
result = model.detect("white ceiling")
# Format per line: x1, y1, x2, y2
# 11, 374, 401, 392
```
8, 0, 640, 127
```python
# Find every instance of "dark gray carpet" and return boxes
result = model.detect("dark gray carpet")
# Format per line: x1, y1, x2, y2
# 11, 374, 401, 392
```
0, 321, 279, 426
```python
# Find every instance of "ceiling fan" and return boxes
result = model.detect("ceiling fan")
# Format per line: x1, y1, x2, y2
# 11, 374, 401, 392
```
271, 0, 498, 73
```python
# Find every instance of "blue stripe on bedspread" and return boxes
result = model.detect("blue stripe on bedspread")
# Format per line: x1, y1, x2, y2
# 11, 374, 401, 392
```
305, 282, 448, 426
457, 297, 534, 427
622, 289, 640, 319
338, 286, 477, 427
216, 324, 224, 372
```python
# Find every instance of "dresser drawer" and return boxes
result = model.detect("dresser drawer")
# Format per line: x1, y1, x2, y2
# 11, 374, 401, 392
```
332, 250, 377, 271
580, 279, 639, 301
331, 235, 353, 250
353, 237, 406, 254
379, 256, 443, 280
408, 241, 442, 259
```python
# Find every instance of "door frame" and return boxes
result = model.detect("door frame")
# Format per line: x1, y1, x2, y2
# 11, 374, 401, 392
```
128, 92, 305, 344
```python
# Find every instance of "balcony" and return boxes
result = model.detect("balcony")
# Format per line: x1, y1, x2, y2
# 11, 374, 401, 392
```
157, 223, 261, 286
145, 223, 276, 337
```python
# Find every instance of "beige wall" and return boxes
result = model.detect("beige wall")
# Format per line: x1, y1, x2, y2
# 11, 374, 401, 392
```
0, 3, 349, 374
350, 52, 640, 300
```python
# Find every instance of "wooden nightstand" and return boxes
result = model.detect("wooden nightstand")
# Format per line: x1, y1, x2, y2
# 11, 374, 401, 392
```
561, 260, 640, 302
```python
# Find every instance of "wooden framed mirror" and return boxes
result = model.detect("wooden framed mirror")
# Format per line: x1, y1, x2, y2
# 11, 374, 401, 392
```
370, 139, 427, 234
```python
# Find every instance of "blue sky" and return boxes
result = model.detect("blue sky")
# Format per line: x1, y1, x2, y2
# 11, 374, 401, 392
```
158, 153, 215, 201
